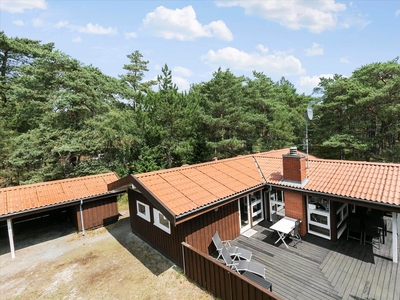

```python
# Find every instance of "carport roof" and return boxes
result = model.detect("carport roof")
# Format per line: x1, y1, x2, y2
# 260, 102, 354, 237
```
0, 172, 120, 218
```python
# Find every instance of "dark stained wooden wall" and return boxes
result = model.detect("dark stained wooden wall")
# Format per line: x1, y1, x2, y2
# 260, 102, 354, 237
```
129, 189, 240, 266
75, 196, 119, 231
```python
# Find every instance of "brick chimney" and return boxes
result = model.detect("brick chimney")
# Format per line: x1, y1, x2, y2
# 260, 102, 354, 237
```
282, 147, 307, 185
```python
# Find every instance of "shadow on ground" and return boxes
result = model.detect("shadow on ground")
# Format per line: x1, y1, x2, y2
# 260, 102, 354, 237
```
0, 218, 76, 256
105, 216, 174, 276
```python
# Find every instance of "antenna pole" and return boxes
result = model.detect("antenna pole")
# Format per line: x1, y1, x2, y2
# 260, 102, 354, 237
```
306, 118, 309, 176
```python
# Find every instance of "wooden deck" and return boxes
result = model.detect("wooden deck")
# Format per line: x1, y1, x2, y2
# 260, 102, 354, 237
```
231, 219, 400, 300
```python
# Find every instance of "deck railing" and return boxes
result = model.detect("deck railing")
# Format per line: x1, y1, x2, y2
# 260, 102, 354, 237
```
182, 242, 283, 300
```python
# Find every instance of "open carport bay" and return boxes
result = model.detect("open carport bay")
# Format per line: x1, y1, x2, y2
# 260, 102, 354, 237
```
0, 211, 213, 299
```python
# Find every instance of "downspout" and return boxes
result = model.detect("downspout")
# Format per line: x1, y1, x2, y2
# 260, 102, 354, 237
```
7, 219, 15, 259
393, 213, 398, 263
80, 199, 85, 236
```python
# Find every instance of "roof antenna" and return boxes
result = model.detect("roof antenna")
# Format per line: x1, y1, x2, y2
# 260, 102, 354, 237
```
306, 105, 313, 177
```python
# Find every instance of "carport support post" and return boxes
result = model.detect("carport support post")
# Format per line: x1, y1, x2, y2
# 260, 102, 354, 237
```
7, 219, 15, 259
393, 213, 398, 263
80, 199, 85, 236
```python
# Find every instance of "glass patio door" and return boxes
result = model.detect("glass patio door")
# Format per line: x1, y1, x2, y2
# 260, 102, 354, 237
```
239, 192, 265, 233
239, 196, 251, 233
251, 190, 264, 226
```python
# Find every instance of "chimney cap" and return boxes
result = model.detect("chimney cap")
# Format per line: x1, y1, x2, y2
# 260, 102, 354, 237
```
289, 146, 298, 155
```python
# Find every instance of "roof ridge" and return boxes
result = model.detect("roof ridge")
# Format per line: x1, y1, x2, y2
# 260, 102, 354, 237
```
136, 155, 255, 177
306, 158, 400, 167
0, 172, 116, 191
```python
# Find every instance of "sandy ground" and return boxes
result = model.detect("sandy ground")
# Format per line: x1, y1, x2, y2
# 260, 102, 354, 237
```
0, 211, 214, 299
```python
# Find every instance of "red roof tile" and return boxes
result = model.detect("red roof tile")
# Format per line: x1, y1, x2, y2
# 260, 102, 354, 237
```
256, 157, 400, 206
130, 151, 400, 217
0, 172, 119, 217
135, 156, 264, 216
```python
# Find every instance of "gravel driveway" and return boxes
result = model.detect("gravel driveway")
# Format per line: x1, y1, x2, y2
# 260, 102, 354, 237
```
0, 211, 214, 299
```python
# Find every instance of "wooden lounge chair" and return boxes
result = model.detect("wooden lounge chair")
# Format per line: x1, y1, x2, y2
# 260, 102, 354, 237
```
212, 231, 252, 261
220, 246, 265, 278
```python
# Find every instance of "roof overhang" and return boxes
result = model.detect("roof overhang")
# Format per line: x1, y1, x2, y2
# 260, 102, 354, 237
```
268, 183, 400, 214
108, 174, 177, 225
174, 184, 265, 225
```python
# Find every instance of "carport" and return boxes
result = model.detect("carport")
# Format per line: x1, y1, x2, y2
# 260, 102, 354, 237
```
0, 172, 123, 258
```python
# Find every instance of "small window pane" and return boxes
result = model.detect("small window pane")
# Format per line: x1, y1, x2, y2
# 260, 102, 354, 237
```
159, 212, 169, 228
138, 203, 146, 215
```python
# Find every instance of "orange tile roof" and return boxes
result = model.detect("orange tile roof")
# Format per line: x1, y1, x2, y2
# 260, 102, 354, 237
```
255, 156, 400, 206
129, 150, 400, 218
135, 156, 265, 216
0, 172, 119, 217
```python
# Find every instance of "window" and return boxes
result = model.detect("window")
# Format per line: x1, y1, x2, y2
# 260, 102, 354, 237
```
270, 189, 285, 218
153, 209, 171, 234
136, 201, 150, 222
307, 196, 330, 239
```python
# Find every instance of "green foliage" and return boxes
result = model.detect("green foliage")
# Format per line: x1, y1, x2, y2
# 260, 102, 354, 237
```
0, 31, 399, 187
312, 58, 400, 161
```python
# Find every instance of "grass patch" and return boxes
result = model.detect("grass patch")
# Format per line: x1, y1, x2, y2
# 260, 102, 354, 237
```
117, 193, 129, 211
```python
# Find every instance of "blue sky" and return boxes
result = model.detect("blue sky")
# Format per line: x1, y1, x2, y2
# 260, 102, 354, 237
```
1, 0, 399, 95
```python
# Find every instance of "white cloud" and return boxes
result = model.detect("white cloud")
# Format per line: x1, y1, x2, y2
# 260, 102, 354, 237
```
32, 18, 44, 27
54, 21, 117, 35
0, 0, 47, 13
395, 9, 400, 17
256, 44, 269, 53
173, 76, 191, 91
305, 43, 324, 56
216, 0, 347, 33
124, 31, 137, 39
340, 56, 350, 63
297, 74, 334, 94
72, 37, 82, 43
173, 66, 194, 77
201, 46, 305, 76
12, 20, 25, 26
143, 5, 233, 41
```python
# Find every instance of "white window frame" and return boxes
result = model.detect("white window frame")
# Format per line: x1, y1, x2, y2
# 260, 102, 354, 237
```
336, 203, 348, 239
307, 196, 331, 239
270, 189, 285, 218
153, 209, 171, 234
136, 200, 150, 222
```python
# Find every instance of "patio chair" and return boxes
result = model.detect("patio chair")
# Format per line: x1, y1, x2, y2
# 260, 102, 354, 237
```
364, 220, 381, 250
220, 246, 266, 278
347, 217, 363, 244
270, 212, 278, 238
290, 219, 302, 247
212, 231, 252, 261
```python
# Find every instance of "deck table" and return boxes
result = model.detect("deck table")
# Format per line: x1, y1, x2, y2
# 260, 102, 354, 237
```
269, 216, 298, 248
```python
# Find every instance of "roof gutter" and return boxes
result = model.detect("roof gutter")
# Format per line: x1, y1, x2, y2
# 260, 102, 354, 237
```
268, 183, 400, 213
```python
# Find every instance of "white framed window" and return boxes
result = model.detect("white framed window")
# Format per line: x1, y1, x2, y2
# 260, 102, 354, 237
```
307, 196, 330, 239
137, 201, 150, 222
153, 209, 171, 234
270, 189, 285, 218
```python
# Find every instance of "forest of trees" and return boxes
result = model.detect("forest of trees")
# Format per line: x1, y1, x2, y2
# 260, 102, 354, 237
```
1, 31, 399, 187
